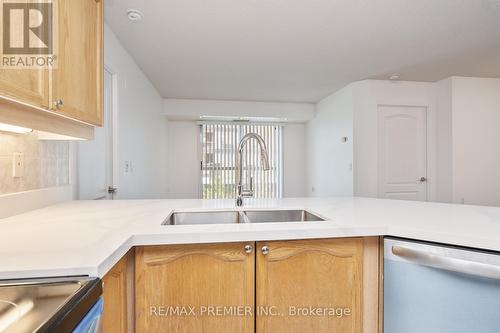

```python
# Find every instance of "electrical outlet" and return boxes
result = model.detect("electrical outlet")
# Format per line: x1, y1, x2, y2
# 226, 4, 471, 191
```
12, 152, 24, 178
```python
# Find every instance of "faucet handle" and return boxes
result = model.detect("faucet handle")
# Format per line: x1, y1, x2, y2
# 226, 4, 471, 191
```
241, 177, 254, 197
241, 189, 254, 198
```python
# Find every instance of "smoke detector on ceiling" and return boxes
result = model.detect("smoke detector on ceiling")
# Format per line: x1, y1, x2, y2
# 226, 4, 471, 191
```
127, 9, 143, 22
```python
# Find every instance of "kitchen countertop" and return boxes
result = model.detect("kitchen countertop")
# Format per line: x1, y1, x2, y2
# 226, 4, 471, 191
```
1, 197, 500, 280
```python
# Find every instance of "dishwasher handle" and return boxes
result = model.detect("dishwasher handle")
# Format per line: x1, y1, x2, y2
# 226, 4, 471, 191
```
392, 245, 500, 280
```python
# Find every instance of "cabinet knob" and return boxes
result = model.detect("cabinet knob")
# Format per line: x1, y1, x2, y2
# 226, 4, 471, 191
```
419, 177, 427, 182
54, 99, 64, 109
244, 244, 253, 254
261, 246, 270, 255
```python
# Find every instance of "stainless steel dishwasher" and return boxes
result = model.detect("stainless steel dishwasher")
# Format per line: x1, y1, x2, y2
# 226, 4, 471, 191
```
384, 237, 500, 333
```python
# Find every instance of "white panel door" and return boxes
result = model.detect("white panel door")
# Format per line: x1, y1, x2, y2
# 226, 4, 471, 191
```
378, 105, 427, 201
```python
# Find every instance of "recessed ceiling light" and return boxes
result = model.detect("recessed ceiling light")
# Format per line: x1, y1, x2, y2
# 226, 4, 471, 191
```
127, 9, 143, 22
389, 73, 401, 81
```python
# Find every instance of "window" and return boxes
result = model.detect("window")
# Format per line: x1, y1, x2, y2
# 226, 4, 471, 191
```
200, 123, 283, 199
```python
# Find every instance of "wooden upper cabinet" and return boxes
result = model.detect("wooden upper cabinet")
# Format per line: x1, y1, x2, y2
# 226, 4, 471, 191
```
256, 238, 367, 333
0, 0, 103, 128
51, 0, 103, 126
0, 68, 49, 109
135, 243, 255, 333
0, 1, 49, 108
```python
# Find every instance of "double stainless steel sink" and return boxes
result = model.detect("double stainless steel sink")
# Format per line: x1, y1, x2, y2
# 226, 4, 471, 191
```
162, 210, 325, 225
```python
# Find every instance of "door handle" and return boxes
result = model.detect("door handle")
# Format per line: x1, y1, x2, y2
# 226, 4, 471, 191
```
108, 186, 118, 194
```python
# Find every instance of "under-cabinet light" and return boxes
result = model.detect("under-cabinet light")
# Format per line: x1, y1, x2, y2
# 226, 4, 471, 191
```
0, 123, 33, 134
37, 131, 85, 141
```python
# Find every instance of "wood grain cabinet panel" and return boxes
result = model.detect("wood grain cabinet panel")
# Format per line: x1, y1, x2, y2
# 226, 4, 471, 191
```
0, 68, 48, 109
51, 0, 103, 125
0, 2, 48, 108
102, 250, 134, 333
135, 243, 255, 333
256, 238, 378, 333
0, 0, 103, 128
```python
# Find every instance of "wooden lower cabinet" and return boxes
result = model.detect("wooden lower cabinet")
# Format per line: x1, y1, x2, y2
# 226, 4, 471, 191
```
132, 238, 380, 333
135, 243, 255, 333
256, 238, 380, 333
102, 249, 135, 333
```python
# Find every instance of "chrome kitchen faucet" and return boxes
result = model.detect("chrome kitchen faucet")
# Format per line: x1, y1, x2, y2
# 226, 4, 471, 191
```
235, 133, 271, 207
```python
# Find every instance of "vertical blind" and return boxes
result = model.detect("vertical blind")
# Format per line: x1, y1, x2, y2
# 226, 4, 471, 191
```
200, 123, 283, 199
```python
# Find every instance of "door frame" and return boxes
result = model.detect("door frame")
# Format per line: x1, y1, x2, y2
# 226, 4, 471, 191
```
104, 65, 120, 199
377, 104, 433, 201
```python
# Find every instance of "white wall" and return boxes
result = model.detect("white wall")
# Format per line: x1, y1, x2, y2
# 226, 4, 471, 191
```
305, 84, 354, 197
104, 25, 168, 199
164, 98, 315, 123
305, 77, 500, 207
305, 80, 437, 200
165, 121, 200, 198
283, 124, 306, 197
166, 120, 307, 199
352, 80, 437, 200
435, 78, 453, 203
451, 77, 500, 206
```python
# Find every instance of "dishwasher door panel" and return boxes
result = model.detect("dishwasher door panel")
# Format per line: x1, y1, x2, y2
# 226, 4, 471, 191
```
384, 238, 500, 333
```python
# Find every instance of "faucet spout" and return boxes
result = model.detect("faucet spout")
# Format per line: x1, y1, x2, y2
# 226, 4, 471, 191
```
236, 133, 271, 207
260, 149, 271, 171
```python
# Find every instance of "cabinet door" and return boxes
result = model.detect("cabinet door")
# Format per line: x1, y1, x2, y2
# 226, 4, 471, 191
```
102, 250, 134, 333
256, 238, 365, 333
0, 69, 48, 108
136, 243, 255, 333
0, 0, 49, 109
51, 0, 103, 125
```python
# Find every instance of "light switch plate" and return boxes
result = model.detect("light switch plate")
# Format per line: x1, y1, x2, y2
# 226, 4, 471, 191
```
125, 160, 134, 173
12, 152, 24, 178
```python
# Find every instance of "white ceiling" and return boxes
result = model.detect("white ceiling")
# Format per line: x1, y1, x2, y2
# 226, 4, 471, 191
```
104, 0, 500, 103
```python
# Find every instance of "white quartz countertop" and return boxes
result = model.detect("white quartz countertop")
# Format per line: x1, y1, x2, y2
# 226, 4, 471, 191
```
1, 197, 500, 280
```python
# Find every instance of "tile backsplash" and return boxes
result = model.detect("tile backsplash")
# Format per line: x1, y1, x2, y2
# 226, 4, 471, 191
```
0, 131, 70, 195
